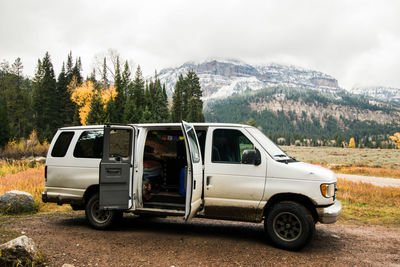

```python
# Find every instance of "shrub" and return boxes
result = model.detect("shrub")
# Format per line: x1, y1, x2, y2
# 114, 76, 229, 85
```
0, 130, 49, 160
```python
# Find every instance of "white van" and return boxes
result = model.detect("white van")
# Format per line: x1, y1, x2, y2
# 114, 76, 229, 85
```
42, 122, 341, 250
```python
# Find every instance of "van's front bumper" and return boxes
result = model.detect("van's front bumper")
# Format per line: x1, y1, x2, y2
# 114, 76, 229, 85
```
317, 200, 342, 224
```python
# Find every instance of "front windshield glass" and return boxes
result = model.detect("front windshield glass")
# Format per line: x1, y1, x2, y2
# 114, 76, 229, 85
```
246, 127, 293, 162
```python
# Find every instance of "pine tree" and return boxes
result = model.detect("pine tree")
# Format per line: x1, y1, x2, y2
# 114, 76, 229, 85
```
0, 95, 10, 146
86, 89, 105, 125
160, 84, 169, 122
121, 61, 132, 123
143, 83, 152, 122
32, 52, 59, 142
56, 63, 76, 126
6, 58, 28, 138
64, 51, 81, 126
171, 71, 204, 122
104, 98, 117, 123
113, 56, 124, 122
123, 95, 139, 123
126, 66, 145, 122
184, 70, 204, 122
72, 57, 83, 84
66, 51, 74, 83
141, 106, 152, 123
171, 74, 184, 122
151, 78, 169, 122
121, 61, 131, 98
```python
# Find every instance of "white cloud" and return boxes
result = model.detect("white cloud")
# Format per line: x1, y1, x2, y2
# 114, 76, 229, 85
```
1, 0, 400, 89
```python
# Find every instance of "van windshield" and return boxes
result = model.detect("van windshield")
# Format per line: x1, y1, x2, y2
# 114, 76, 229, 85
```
246, 127, 295, 163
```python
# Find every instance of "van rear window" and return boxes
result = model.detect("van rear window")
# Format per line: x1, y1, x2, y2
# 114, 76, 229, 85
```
73, 130, 103, 158
51, 132, 74, 157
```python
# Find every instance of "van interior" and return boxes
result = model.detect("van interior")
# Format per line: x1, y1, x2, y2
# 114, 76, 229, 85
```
141, 128, 206, 211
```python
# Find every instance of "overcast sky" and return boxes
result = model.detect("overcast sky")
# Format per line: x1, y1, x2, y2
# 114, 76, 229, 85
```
1, 0, 400, 89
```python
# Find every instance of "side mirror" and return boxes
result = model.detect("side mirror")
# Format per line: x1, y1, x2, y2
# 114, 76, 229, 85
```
241, 149, 261, 165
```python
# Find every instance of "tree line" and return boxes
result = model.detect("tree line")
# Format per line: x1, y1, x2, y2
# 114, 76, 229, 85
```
0, 51, 204, 145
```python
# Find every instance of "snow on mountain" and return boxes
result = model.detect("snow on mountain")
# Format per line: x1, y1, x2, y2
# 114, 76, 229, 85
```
349, 86, 400, 104
157, 59, 340, 100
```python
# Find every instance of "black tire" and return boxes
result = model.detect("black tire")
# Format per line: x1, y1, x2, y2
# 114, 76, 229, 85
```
70, 204, 84, 211
264, 201, 315, 250
85, 193, 120, 229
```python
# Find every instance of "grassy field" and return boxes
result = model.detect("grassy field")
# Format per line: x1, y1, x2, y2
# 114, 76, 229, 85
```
282, 146, 400, 178
337, 178, 400, 226
0, 165, 71, 213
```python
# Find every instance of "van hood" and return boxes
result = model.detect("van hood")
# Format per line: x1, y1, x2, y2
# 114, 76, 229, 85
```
270, 161, 337, 182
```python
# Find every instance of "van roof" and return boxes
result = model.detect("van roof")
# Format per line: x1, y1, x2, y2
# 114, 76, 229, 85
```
59, 122, 252, 130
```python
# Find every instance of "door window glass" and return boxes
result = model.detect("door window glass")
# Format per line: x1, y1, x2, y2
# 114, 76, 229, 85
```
187, 129, 201, 163
212, 129, 254, 163
73, 130, 103, 158
51, 132, 74, 157
109, 129, 131, 159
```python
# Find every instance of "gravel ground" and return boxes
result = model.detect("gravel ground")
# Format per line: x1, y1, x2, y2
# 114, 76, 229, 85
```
4, 212, 400, 266
338, 174, 400, 188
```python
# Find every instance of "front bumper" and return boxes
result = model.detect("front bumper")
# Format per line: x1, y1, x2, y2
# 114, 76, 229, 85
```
317, 200, 342, 224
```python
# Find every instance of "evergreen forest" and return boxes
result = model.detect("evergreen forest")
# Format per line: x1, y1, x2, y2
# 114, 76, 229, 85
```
0, 52, 204, 146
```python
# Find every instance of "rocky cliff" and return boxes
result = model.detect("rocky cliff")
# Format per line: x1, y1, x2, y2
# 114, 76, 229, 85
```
158, 59, 340, 99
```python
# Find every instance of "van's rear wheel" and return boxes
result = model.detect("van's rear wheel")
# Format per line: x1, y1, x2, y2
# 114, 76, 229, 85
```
85, 193, 120, 229
264, 201, 315, 250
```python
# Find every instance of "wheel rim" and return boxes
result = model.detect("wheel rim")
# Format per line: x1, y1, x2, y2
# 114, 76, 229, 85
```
90, 199, 111, 224
272, 212, 302, 242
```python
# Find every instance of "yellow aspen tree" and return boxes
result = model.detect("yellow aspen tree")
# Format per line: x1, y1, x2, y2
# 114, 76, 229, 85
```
390, 132, 400, 149
69, 79, 117, 125
101, 84, 117, 109
69, 80, 95, 125
348, 137, 356, 148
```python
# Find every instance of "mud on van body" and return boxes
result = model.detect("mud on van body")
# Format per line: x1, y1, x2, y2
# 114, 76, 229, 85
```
42, 122, 341, 250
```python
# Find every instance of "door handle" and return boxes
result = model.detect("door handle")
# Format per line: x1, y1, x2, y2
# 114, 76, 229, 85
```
206, 176, 212, 189
106, 168, 121, 175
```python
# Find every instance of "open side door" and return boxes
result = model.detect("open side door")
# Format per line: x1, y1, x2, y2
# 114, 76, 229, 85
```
99, 124, 135, 210
181, 121, 203, 221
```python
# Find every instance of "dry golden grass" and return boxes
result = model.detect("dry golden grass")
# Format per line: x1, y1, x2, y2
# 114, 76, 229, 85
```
0, 160, 34, 177
337, 178, 400, 226
283, 146, 400, 178
0, 167, 71, 213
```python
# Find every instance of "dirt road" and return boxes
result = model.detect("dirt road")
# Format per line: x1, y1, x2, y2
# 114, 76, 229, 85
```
4, 212, 400, 266
338, 174, 400, 188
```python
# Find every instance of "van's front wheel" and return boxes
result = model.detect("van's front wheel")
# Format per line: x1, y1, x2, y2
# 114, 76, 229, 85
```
85, 193, 120, 229
264, 201, 315, 250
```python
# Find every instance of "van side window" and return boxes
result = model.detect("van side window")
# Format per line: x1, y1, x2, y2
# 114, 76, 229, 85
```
73, 130, 103, 158
186, 128, 201, 163
51, 132, 74, 157
212, 129, 254, 163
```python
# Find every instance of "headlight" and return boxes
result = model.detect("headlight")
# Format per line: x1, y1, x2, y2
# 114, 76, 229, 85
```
320, 183, 336, 198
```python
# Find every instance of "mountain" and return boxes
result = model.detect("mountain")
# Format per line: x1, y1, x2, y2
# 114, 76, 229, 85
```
204, 87, 400, 147
349, 86, 400, 104
157, 58, 400, 147
158, 59, 340, 100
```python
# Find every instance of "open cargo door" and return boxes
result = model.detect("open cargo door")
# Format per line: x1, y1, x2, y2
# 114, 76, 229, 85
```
181, 121, 203, 221
99, 124, 136, 210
